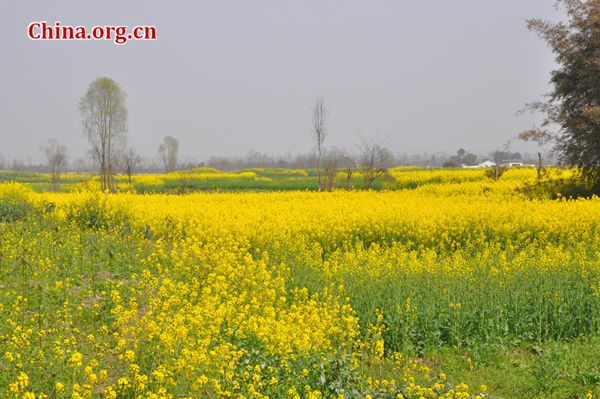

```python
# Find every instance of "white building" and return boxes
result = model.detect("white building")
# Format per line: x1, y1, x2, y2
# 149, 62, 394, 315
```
461, 160, 496, 169
479, 160, 496, 168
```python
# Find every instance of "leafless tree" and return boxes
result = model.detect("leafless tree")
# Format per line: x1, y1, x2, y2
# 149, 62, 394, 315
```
321, 148, 356, 191
357, 136, 391, 190
11, 159, 25, 172
79, 77, 128, 191
344, 166, 354, 190
311, 98, 329, 191
119, 146, 142, 186
158, 136, 179, 173
517, 128, 554, 180
321, 152, 338, 192
41, 138, 68, 184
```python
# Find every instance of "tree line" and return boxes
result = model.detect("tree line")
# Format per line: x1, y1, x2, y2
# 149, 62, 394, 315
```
28, 81, 543, 192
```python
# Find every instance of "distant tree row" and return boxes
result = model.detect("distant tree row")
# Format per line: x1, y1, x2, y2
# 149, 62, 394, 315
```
73, 79, 545, 192
442, 148, 479, 168
7, 146, 547, 176
1, 143, 546, 181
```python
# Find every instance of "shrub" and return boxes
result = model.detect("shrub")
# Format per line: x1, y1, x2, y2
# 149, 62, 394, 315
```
65, 193, 131, 230
0, 183, 37, 222
519, 178, 594, 200
484, 166, 507, 181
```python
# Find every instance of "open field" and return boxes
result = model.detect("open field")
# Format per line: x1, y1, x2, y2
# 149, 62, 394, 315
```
0, 169, 599, 398
0, 166, 564, 193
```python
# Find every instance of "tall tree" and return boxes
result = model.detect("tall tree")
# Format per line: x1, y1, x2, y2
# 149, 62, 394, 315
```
41, 138, 68, 183
158, 136, 179, 172
311, 98, 328, 191
527, 0, 600, 190
79, 77, 128, 191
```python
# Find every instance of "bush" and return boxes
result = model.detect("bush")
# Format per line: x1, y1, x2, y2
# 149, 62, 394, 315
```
65, 193, 131, 230
484, 166, 506, 181
519, 178, 594, 200
0, 183, 37, 222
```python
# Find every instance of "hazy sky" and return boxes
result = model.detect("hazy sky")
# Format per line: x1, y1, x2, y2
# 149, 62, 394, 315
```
0, 1, 562, 163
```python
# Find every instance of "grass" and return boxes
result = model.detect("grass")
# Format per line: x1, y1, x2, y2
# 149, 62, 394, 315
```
425, 337, 600, 398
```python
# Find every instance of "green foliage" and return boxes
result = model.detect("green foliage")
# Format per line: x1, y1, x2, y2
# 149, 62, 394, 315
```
0, 183, 36, 221
528, 1, 600, 190
427, 337, 600, 399
519, 178, 594, 200
65, 194, 131, 230
443, 159, 462, 168
484, 166, 506, 181
287, 253, 600, 354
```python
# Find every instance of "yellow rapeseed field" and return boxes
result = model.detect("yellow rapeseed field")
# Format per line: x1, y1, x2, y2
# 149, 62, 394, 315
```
0, 169, 598, 398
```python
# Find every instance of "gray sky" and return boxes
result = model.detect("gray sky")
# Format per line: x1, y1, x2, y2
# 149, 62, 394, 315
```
0, 1, 562, 163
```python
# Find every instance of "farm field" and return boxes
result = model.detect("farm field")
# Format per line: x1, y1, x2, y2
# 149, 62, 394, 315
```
0, 169, 599, 399
0, 166, 553, 193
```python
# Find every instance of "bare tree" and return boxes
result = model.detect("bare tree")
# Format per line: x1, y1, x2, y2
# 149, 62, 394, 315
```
321, 152, 338, 192
119, 146, 142, 186
517, 128, 554, 180
321, 148, 356, 191
357, 136, 391, 190
158, 136, 179, 173
41, 138, 68, 184
344, 165, 354, 190
312, 98, 329, 191
79, 77, 128, 191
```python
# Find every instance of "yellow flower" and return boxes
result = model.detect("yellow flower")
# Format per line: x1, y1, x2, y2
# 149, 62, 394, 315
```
123, 350, 135, 363
14, 372, 29, 391
68, 352, 83, 367
375, 339, 385, 359
455, 383, 469, 392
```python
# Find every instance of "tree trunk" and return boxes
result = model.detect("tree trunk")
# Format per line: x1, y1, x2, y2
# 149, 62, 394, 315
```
317, 146, 322, 192
101, 149, 108, 192
537, 152, 542, 180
